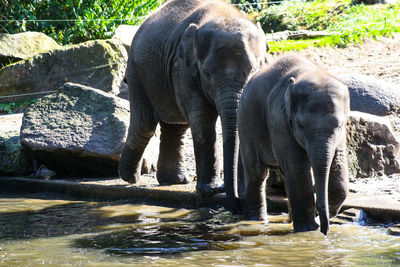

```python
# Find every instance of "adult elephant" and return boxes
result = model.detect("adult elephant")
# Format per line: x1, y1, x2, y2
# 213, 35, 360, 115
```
119, 0, 267, 212
238, 54, 350, 234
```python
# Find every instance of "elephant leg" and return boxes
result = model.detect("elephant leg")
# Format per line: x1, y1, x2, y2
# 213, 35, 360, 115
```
239, 143, 268, 220
281, 152, 319, 232
328, 143, 349, 217
119, 79, 157, 184
244, 164, 268, 221
157, 122, 190, 185
188, 109, 222, 196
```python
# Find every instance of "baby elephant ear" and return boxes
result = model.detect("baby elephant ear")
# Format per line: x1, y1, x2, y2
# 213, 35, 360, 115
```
178, 23, 198, 77
284, 77, 296, 117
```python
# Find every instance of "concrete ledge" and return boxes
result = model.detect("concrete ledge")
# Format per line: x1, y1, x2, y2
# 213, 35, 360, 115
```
0, 177, 399, 223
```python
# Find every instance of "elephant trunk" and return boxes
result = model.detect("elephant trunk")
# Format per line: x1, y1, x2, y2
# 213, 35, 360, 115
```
308, 138, 335, 235
217, 90, 242, 213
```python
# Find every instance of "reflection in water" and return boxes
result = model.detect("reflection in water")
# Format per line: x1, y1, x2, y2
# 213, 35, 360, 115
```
0, 192, 399, 266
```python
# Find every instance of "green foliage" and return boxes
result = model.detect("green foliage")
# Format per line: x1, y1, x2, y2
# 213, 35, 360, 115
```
255, 0, 400, 51
0, 99, 37, 114
0, 0, 162, 44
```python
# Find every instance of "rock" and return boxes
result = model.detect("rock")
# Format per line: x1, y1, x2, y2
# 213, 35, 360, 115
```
34, 165, 57, 180
388, 224, 400, 236
0, 39, 127, 102
20, 82, 131, 177
113, 25, 139, 52
0, 114, 33, 176
339, 74, 400, 116
347, 111, 400, 179
0, 32, 60, 68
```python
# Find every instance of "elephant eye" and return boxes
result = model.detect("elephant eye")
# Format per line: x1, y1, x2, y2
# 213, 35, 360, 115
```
297, 119, 305, 128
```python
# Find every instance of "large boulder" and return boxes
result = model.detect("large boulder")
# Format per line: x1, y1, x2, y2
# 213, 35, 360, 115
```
0, 39, 127, 102
340, 74, 400, 116
20, 82, 158, 177
347, 111, 400, 179
0, 114, 33, 176
0, 32, 60, 68
113, 25, 139, 52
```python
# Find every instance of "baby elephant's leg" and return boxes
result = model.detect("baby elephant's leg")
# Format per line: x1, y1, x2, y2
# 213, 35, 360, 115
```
157, 122, 190, 185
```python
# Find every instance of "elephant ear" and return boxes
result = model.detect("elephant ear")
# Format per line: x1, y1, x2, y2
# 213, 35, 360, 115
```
284, 77, 296, 125
178, 23, 198, 77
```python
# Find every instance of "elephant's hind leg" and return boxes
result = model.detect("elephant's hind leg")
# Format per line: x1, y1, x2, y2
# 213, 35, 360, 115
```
157, 122, 190, 185
119, 79, 158, 184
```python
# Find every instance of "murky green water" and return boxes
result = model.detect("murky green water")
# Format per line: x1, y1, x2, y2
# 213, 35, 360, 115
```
0, 192, 399, 266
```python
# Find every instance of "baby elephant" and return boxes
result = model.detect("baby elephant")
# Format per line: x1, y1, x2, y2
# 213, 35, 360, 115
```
238, 54, 350, 235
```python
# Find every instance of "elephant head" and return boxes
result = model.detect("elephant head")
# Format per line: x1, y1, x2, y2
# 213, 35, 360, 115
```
285, 75, 350, 234
178, 19, 267, 209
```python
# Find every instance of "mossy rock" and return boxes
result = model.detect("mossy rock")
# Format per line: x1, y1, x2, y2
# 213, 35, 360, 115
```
0, 39, 127, 102
0, 32, 60, 68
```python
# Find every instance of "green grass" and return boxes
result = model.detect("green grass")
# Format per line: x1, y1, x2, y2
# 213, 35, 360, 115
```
256, 0, 400, 52
0, 99, 37, 114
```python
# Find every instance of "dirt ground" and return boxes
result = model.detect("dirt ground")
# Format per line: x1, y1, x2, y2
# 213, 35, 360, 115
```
176, 34, 400, 202
298, 33, 400, 84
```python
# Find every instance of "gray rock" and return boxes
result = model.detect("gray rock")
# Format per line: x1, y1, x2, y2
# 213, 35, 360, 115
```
339, 74, 400, 116
0, 114, 33, 176
20, 82, 159, 178
20, 83, 130, 177
113, 25, 139, 52
0, 32, 60, 67
0, 39, 127, 102
388, 224, 400, 236
347, 111, 400, 179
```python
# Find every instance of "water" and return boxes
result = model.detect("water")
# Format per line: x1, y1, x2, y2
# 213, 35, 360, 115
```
0, 192, 399, 266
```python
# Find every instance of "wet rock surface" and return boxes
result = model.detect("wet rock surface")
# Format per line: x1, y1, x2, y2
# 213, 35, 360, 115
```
0, 39, 127, 102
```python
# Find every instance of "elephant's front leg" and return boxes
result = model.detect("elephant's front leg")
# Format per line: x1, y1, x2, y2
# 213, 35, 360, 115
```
280, 149, 319, 232
188, 106, 223, 196
242, 158, 269, 221
328, 141, 349, 217
157, 122, 190, 185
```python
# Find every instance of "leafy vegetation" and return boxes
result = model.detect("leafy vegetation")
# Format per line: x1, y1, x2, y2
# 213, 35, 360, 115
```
0, 99, 37, 115
0, 0, 162, 44
255, 0, 400, 52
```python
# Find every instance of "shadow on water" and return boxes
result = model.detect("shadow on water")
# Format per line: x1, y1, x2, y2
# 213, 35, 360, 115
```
73, 209, 244, 256
0, 192, 189, 241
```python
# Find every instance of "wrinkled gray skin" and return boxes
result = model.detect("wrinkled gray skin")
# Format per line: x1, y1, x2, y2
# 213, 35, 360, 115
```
238, 54, 350, 234
118, 0, 266, 212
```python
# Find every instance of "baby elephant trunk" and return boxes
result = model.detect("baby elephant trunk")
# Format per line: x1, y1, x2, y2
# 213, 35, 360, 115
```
309, 140, 335, 235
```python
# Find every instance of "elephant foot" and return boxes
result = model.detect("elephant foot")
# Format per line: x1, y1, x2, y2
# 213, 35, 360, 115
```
119, 164, 140, 184
118, 145, 141, 184
245, 209, 268, 222
293, 219, 319, 233
196, 179, 224, 197
157, 170, 190, 185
